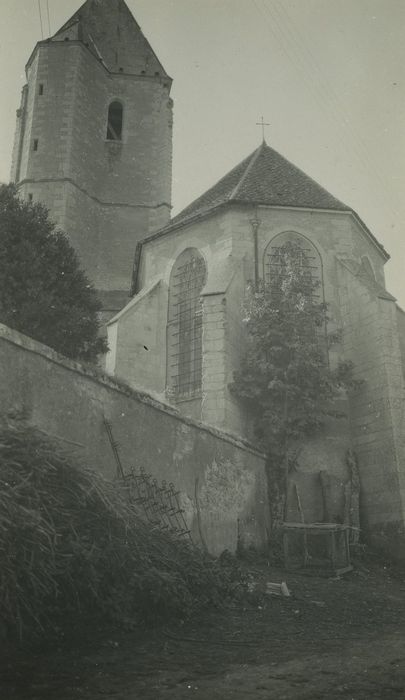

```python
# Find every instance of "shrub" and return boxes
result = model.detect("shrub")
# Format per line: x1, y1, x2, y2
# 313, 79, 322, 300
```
0, 184, 107, 361
0, 419, 245, 644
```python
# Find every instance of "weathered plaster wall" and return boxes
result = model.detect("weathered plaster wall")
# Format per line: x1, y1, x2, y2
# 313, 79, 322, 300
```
201, 293, 227, 429
139, 204, 386, 297
223, 259, 250, 435
284, 410, 352, 524
114, 200, 388, 439
106, 280, 168, 398
132, 203, 387, 432
338, 263, 405, 557
107, 202, 405, 554
137, 210, 232, 291
0, 325, 269, 556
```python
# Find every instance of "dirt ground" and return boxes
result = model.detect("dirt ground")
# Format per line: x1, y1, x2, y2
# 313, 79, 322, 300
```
3, 556, 405, 700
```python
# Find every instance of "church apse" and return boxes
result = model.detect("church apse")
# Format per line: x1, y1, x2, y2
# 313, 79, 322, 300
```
102, 127, 405, 556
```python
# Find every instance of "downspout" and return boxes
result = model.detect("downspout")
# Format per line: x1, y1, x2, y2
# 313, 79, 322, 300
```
249, 211, 261, 289
130, 241, 143, 296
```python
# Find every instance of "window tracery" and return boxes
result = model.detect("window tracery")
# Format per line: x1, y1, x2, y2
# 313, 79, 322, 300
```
167, 249, 206, 398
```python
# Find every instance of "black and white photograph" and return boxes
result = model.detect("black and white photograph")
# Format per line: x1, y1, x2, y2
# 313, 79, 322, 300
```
1, 1, 405, 697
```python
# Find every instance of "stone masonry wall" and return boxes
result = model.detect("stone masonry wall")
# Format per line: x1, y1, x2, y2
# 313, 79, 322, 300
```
338, 263, 405, 557
106, 280, 169, 397
223, 260, 250, 436
0, 325, 269, 556
12, 40, 172, 296
396, 306, 405, 378
201, 294, 227, 429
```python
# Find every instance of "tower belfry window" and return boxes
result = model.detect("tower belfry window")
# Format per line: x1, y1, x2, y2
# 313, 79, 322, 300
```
106, 101, 123, 141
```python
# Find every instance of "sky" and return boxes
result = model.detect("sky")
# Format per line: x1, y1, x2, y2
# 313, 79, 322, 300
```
1, 0, 404, 303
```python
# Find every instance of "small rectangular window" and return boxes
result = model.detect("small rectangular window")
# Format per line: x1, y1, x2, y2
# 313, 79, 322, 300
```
33, 139, 39, 151
28, 193, 33, 202
106, 101, 123, 140
39, 84, 44, 95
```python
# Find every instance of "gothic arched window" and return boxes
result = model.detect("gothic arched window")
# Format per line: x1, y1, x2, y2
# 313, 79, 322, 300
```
263, 231, 323, 301
106, 101, 123, 140
263, 232, 326, 350
167, 249, 207, 398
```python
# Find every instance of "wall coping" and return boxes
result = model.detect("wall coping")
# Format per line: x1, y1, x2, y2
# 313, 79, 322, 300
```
0, 324, 264, 460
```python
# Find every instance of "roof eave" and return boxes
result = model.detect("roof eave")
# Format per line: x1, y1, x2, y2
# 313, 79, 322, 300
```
130, 201, 389, 295
25, 40, 50, 73
130, 204, 228, 295
348, 210, 389, 261
139, 200, 389, 259
146, 202, 230, 240
24, 38, 172, 84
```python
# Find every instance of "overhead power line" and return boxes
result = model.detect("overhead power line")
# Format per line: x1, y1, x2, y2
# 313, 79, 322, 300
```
46, 0, 51, 36
252, 0, 398, 218
37, 0, 44, 39
271, 1, 397, 214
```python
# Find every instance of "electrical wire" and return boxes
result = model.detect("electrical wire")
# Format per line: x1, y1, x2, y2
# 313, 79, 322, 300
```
37, 0, 44, 39
46, 0, 51, 36
251, 0, 398, 221
270, 1, 397, 214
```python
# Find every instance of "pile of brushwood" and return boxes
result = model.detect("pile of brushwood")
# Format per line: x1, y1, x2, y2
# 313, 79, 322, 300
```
0, 419, 245, 646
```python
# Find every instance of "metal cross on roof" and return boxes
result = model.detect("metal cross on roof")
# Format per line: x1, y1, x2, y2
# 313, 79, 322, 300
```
256, 116, 270, 142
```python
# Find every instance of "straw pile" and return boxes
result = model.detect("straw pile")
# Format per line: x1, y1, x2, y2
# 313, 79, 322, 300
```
0, 420, 244, 644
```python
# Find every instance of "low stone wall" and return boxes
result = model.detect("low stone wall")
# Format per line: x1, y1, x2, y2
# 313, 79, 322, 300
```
0, 324, 269, 556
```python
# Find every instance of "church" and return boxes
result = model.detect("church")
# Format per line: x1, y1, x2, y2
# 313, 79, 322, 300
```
10, 0, 405, 556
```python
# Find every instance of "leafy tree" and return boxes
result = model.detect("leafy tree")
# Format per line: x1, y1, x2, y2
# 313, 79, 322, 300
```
230, 241, 360, 522
0, 184, 107, 361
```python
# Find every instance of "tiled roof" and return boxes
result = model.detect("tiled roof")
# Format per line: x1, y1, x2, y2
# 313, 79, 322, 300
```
52, 0, 168, 77
132, 141, 389, 297
170, 140, 350, 228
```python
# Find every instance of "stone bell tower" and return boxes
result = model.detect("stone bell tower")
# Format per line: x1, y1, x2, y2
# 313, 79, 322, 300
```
10, 0, 173, 318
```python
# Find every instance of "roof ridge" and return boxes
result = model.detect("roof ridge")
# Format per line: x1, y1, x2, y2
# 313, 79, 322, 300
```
229, 141, 264, 200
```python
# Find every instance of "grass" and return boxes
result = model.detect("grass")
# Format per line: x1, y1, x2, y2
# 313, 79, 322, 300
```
0, 418, 245, 645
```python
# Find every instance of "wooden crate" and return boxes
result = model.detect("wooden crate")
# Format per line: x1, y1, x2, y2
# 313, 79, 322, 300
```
282, 522, 352, 576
